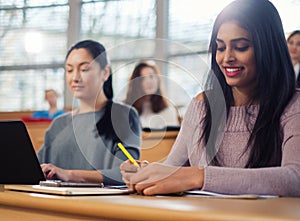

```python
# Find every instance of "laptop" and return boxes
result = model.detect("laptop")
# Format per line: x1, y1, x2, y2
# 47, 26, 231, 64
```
0, 120, 45, 184
4, 184, 133, 196
0, 120, 133, 195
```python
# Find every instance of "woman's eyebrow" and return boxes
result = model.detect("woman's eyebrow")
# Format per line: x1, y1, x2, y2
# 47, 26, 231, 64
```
216, 37, 251, 43
216, 38, 224, 43
79, 61, 91, 66
65, 61, 90, 67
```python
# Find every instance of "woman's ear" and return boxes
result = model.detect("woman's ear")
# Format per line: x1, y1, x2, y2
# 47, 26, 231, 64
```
103, 65, 110, 81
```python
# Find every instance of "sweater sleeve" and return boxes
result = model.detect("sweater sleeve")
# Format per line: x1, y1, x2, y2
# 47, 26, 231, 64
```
37, 114, 68, 164
37, 136, 48, 164
37, 121, 56, 164
203, 95, 300, 197
164, 98, 206, 166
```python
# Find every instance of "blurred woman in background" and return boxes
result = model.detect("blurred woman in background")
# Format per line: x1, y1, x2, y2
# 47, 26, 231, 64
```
124, 61, 180, 129
287, 30, 300, 87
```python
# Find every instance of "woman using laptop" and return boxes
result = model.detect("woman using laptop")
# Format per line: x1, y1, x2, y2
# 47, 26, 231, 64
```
120, 0, 300, 196
38, 40, 141, 185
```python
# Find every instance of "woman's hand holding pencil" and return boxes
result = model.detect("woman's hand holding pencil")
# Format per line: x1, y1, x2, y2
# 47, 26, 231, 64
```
117, 143, 139, 167
118, 142, 149, 189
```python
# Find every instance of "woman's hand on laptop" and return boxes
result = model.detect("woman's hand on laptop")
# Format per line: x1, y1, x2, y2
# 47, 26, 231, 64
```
41, 163, 69, 181
40, 164, 103, 183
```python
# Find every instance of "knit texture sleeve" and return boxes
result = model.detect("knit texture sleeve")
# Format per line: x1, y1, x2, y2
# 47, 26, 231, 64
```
203, 92, 300, 197
164, 98, 206, 166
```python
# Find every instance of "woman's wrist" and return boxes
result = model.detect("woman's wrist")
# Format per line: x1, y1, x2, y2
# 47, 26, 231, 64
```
190, 167, 204, 189
66, 170, 75, 182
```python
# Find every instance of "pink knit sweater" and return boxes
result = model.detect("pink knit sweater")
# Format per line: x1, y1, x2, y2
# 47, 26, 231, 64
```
165, 91, 300, 197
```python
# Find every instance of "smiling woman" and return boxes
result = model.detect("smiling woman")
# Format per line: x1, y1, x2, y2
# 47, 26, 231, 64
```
120, 0, 300, 197
215, 21, 257, 106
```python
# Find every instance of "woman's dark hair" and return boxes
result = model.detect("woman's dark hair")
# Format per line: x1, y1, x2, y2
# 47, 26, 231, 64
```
287, 30, 300, 88
124, 61, 168, 114
65, 40, 117, 141
287, 30, 300, 42
202, 0, 296, 167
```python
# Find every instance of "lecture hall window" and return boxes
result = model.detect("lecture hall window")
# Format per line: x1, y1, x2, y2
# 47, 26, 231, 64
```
0, 0, 299, 113
0, 0, 68, 111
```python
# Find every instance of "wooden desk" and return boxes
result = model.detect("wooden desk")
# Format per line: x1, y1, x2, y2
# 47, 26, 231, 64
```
0, 190, 299, 221
0, 111, 33, 120
140, 130, 179, 162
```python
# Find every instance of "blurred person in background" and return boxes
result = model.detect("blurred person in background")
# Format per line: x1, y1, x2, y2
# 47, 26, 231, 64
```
124, 61, 180, 129
287, 30, 300, 88
32, 89, 65, 120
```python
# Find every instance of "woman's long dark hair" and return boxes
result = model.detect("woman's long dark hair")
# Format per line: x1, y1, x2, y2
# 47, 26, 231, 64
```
287, 30, 300, 88
202, 0, 296, 167
66, 40, 118, 141
124, 61, 168, 115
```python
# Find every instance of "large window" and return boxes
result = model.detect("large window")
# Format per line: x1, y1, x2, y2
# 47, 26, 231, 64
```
1, 0, 300, 115
0, 0, 68, 111
80, 0, 157, 106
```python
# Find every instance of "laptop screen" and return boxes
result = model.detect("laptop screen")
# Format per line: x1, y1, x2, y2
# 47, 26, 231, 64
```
0, 120, 46, 184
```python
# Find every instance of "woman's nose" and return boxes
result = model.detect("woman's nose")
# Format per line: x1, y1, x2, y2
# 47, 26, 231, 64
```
223, 49, 235, 63
72, 70, 81, 82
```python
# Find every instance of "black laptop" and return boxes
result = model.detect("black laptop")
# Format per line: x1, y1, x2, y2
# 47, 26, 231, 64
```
0, 120, 45, 184
1, 120, 133, 195
0, 120, 103, 187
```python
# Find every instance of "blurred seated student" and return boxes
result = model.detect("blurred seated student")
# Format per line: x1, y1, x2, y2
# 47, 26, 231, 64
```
121, 0, 300, 197
32, 89, 65, 120
287, 30, 300, 88
38, 40, 141, 185
124, 61, 180, 129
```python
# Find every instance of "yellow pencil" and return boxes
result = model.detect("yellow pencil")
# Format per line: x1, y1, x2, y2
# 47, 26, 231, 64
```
117, 142, 139, 167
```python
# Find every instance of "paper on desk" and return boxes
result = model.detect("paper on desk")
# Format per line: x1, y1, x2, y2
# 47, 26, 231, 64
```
185, 190, 278, 199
